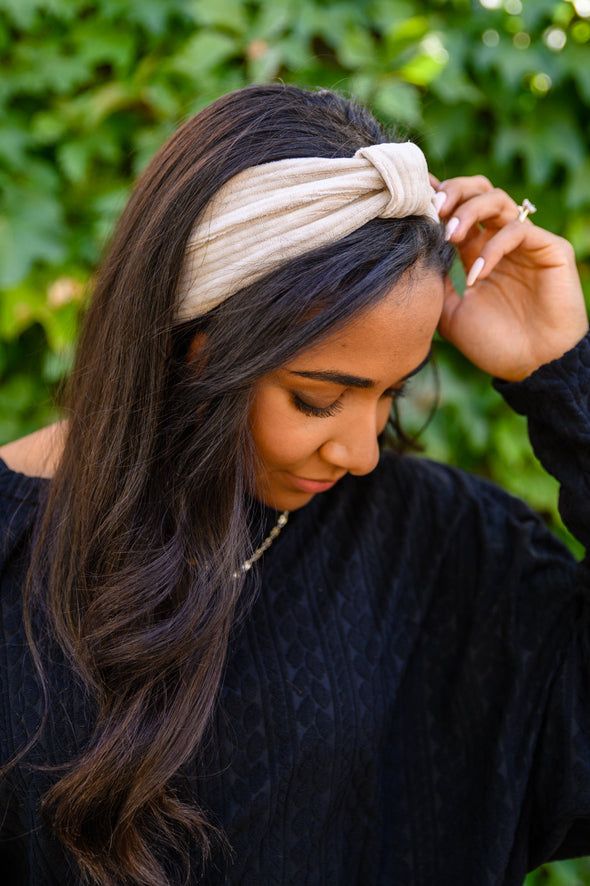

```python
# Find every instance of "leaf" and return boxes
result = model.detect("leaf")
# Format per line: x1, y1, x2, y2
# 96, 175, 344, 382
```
274, 34, 317, 70
570, 48, 590, 102
399, 53, 445, 87
565, 159, 590, 211
493, 116, 585, 185
0, 125, 34, 170
71, 21, 136, 74
0, 187, 66, 288
422, 105, 479, 163
123, 0, 188, 35
132, 123, 176, 175
369, 0, 416, 32
473, 40, 546, 90
250, 0, 295, 40
89, 186, 132, 246
431, 67, 483, 104
430, 32, 484, 104
31, 110, 68, 145
12, 39, 91, 95
43, 344, 75, 384
0, 0, 47, 29
188, 0, 250, 35
40, 300, 80, 352
167, 30, 238, 77
373, 78, 422, 126
520, 0, 565, 30
57, 140, 90, 184
349, 73, 378, 103
336, 26, 377, 68
246, 43, 285, 83
384, 15, 430, 58
58, 131, 120, 182
0, 280, 44, 339
84, 82, 137, 127
566, 216, 590, 263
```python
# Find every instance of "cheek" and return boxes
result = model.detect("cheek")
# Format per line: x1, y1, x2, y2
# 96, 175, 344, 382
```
249, 390, 323, 468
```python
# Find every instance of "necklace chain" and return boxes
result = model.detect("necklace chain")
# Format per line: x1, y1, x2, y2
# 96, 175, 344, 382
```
233, 510, 289, 578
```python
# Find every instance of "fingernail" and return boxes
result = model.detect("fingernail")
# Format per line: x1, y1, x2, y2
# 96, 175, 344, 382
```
444, 217, 459, 240
466, 256, 485, 287
432, 191, 447, 215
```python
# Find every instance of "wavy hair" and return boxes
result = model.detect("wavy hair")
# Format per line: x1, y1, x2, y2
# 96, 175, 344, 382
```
22, 84, 453, 884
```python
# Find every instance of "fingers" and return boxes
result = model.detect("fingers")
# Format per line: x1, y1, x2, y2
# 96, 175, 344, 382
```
463, 222, 567, 288
430, 172, 576, 282
430, 173, 542, 282
434, 178, 520, 238
433, 175, 495, 220
445, 190, 522, 242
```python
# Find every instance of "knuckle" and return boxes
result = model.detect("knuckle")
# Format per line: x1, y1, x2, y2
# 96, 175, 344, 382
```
554, 232, 572, 248
491, 186, 511, 203
478, 240, 496, 260
474, 175, 493, 191
558, 237, 576, 261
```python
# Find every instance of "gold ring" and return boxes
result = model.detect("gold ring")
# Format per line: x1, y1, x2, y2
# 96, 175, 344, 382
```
517, 198, 537, 222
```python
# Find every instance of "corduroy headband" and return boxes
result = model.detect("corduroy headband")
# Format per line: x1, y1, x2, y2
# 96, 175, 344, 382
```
176, 141, 438, 321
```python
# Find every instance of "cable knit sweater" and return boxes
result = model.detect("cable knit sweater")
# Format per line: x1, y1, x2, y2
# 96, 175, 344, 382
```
1, 335, 590, 885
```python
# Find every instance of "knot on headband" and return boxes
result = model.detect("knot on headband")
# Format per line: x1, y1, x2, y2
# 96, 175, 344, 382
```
177, 141, 438, 320
355, 143, 434, 218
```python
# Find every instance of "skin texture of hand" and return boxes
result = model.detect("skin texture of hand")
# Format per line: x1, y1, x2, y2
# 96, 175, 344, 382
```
431, 174, 589, 381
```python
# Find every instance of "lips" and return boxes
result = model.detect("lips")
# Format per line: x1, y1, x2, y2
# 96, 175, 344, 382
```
287, 473, 344, 494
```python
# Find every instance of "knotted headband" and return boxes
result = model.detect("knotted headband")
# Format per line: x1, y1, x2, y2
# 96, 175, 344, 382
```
176, 141, 438, 320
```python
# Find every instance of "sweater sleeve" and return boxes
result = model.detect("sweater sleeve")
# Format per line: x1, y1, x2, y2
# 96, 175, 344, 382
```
493, 332, 590, 870
494, 332, 590, 562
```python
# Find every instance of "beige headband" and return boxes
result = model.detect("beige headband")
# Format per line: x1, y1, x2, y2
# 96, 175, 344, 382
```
176, 141, 438, 321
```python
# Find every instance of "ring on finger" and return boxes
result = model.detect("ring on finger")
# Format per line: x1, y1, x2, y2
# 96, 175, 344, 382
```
517, 198, 537, 223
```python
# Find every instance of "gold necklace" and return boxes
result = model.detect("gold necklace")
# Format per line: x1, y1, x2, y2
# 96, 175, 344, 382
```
233, 510, 289, 578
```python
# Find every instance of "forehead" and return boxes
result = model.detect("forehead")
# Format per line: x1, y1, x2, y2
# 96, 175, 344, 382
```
285, 268, 444, 380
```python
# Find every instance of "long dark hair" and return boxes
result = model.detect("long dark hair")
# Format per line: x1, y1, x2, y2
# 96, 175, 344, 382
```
23, 84, 453, 884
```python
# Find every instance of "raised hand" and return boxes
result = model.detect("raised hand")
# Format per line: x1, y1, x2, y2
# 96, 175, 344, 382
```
432, 175, 588, 381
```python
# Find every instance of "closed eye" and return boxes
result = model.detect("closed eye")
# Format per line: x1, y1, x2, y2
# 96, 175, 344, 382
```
291, 381, 409, 418
291, 394, 344, 418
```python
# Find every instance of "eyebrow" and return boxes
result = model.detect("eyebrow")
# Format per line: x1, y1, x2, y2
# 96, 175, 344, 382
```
288, 349, 432, 389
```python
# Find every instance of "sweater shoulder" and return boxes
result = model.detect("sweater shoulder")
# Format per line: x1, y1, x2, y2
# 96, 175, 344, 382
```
0, 458, 42, 565
307, 451, 574, 586
343, 450, 545, 528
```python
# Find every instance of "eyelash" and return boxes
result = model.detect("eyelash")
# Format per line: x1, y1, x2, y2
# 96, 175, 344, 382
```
292, 383, 408, 418
292, 395, 343, 418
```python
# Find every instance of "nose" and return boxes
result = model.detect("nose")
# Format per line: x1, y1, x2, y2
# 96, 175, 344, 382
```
318, 414, 381, 477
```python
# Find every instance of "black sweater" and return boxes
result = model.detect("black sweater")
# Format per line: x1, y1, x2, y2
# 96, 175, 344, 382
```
2, 335, 590, 885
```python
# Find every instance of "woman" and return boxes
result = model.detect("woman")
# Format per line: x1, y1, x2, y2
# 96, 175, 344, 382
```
0, 83, 588, 885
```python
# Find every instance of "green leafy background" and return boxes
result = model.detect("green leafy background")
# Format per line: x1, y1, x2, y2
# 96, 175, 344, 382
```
0, 1, 589, 881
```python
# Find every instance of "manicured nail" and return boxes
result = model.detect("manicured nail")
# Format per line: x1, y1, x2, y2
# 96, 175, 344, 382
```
444, 217, 459, 240
432, 191, 447, 215
466, 257, 485, 287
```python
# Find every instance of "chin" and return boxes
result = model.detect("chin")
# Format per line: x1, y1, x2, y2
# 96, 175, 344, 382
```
257, 487, 316, 512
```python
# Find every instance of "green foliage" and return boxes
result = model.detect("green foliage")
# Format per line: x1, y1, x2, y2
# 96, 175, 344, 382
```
526, 856, 590, 886
0, 4, 588, 878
